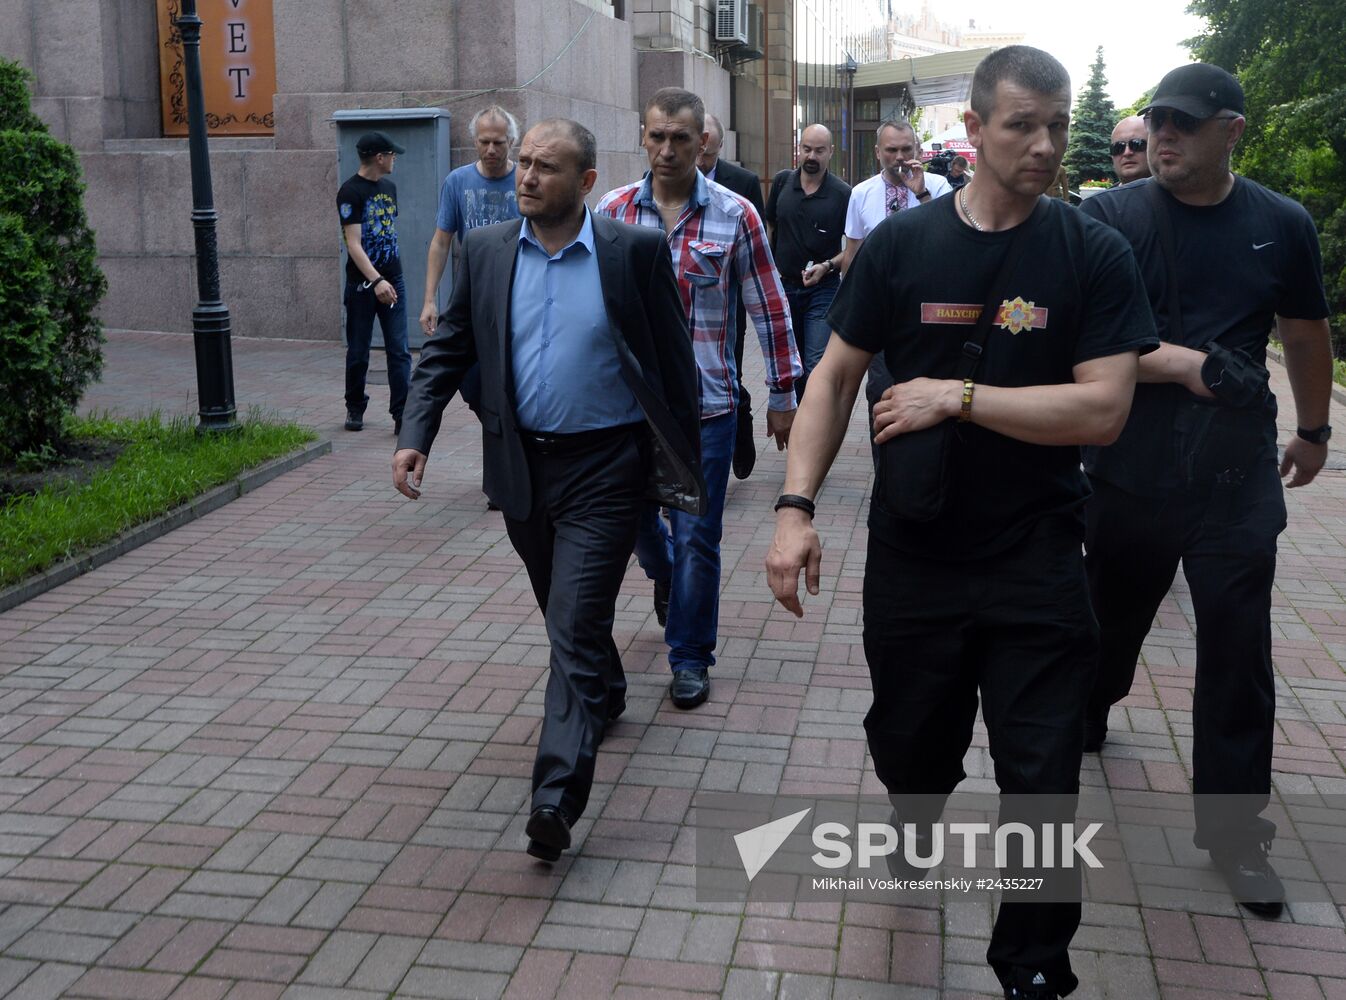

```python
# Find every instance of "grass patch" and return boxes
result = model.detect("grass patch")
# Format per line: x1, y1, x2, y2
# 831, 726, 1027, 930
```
1, 412, 317, 588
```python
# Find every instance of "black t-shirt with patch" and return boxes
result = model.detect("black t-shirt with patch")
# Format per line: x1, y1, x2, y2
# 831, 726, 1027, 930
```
827, 194, 1158, 559
337, 173, 401, 284
1079, 176, 1329, 495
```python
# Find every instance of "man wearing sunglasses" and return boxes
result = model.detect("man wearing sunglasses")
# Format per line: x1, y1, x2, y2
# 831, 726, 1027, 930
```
1080, 63, 1333, 919
1108, 115, 1149, 184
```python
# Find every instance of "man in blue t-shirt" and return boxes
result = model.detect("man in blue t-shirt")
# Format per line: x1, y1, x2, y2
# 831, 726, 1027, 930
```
418, 106, 522, 337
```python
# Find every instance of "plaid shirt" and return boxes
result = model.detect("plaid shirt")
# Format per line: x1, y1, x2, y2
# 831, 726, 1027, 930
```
596, 172, 800, 417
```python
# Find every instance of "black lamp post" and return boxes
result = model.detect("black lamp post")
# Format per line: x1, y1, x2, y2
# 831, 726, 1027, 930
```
176, 0, 238, 432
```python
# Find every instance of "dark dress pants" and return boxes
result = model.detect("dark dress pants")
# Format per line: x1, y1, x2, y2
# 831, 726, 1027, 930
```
504, 427, 645, 823
1084, 464, 1286, 848
863, 516, 1098, 997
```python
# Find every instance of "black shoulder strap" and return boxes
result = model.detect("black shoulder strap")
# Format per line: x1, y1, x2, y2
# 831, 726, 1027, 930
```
955, 198, 1043, 380
1145, 180, 1184, 343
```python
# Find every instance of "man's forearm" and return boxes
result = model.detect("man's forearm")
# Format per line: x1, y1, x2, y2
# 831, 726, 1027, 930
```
782, 358, 863, 499
346, 242, 381, 284
967, 379, 1135, 446
841, 237, 861, 275
423, 233, 451, 307
1137, 342, 1205, 391
879, 354, 1140, 448
1280, 317, 1333, 429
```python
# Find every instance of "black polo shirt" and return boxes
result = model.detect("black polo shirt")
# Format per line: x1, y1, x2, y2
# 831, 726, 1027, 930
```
764, 169, 851, 283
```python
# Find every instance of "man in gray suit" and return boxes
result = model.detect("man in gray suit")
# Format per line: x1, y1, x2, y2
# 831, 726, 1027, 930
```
393, 119, 703, 863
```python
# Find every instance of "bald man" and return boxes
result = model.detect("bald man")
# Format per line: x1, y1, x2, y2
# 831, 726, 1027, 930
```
1110, 115, 1150, 184
764, 124, 851, 399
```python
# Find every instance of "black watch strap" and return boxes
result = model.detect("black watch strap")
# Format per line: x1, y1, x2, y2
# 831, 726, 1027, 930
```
1296, 424, 1332, 444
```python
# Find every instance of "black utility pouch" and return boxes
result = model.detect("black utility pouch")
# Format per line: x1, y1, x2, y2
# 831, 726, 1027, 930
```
875, 421, 955, 522
1200, 343, 1270, 410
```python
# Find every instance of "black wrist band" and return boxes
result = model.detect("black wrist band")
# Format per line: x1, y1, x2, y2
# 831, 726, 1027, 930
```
1296, 424, 1332, 444
774, 493, 815, 518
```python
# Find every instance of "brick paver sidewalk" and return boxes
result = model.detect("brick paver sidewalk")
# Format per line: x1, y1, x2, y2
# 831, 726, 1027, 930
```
0, 329, 1342, 999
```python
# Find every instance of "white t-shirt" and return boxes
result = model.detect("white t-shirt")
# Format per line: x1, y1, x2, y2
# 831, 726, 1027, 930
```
845, 170, 952, 240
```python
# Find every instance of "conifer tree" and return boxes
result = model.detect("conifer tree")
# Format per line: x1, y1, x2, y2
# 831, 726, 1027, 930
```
1064, 47, 1117, 187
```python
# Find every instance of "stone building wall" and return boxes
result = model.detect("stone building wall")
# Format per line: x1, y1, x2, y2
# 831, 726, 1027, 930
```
0, 0, 735, 342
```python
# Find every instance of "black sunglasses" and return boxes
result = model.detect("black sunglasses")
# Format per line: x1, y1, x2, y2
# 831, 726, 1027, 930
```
1110, 138, 1147, 156
1143, 108, 1240, 134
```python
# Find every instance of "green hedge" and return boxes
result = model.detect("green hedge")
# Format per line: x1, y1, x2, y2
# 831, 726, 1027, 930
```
0, 59, 106, 461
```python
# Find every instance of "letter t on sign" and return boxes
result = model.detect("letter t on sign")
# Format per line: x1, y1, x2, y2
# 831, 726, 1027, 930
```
227, 66, 251, 98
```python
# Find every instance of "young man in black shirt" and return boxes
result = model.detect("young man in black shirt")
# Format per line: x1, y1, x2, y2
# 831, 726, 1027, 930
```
767, 46, 1156, 1000
764, 124, 850, 400
337, 131, 412, 433
1080, 64, 1333, 917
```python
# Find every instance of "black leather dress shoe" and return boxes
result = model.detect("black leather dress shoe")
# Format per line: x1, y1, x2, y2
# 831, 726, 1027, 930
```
525, 805, 571, 863
1211, 842, 1285, 918
670, 667, 710, 709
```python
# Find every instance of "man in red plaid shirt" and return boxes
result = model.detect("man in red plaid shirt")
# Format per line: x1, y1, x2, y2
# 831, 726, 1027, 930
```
597, 87, 801, 711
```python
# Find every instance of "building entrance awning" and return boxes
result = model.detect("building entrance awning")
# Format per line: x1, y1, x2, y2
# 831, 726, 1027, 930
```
853, 47, 996, 107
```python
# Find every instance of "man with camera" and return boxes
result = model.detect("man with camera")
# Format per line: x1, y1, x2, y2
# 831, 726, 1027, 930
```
1079, 63, 1333, 918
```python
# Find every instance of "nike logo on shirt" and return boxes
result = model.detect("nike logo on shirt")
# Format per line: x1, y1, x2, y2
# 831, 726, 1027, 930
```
1252, 242, 1275, 250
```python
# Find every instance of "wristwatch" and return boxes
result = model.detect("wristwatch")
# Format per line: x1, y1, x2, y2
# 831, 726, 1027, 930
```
1296, 424, 1332, 444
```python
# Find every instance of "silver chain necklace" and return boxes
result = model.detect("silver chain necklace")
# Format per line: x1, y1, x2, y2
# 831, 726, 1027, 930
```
959, 186, 984, 232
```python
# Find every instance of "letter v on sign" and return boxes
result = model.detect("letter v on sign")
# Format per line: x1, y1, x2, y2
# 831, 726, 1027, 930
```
230, 0, 242, 7
734, 808, 811, 881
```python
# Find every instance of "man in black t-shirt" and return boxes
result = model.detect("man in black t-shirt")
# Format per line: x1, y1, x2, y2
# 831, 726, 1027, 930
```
764, 124, 850, 400
1079, 64, 1333, 918
337, 131, 412, 433
768, 47, 1155, 1000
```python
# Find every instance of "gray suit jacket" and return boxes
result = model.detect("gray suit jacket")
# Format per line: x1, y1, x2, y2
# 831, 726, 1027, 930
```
398, 212, 704, 521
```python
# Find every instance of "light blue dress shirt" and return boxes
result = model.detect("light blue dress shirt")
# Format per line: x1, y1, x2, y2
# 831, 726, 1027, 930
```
510, 210, 643, 433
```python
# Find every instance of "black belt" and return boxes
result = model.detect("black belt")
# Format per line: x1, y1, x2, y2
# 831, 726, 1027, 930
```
519, 422, 642, 455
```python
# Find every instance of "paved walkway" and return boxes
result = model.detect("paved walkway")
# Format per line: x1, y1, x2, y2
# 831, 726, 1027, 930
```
0, 329, 1343, 1000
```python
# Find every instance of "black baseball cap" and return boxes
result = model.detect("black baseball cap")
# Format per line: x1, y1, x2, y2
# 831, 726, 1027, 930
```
1142, 63, 1245, 119
356, 131, 406, 156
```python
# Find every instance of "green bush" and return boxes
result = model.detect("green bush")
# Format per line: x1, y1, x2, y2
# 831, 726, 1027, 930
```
0, 58, 106, 461
0, 215, 65, 451
0, 60, 47, 134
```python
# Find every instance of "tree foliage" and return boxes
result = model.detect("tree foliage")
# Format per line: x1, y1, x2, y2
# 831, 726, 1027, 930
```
1064, 47, 1117, 187
0, 59, 106, 460
1187, 0, 1346, 350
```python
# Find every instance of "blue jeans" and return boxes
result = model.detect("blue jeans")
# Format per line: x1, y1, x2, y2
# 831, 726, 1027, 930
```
344, 273, 411, 419
634, 411, 736, 672
786, 278, 839, 401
